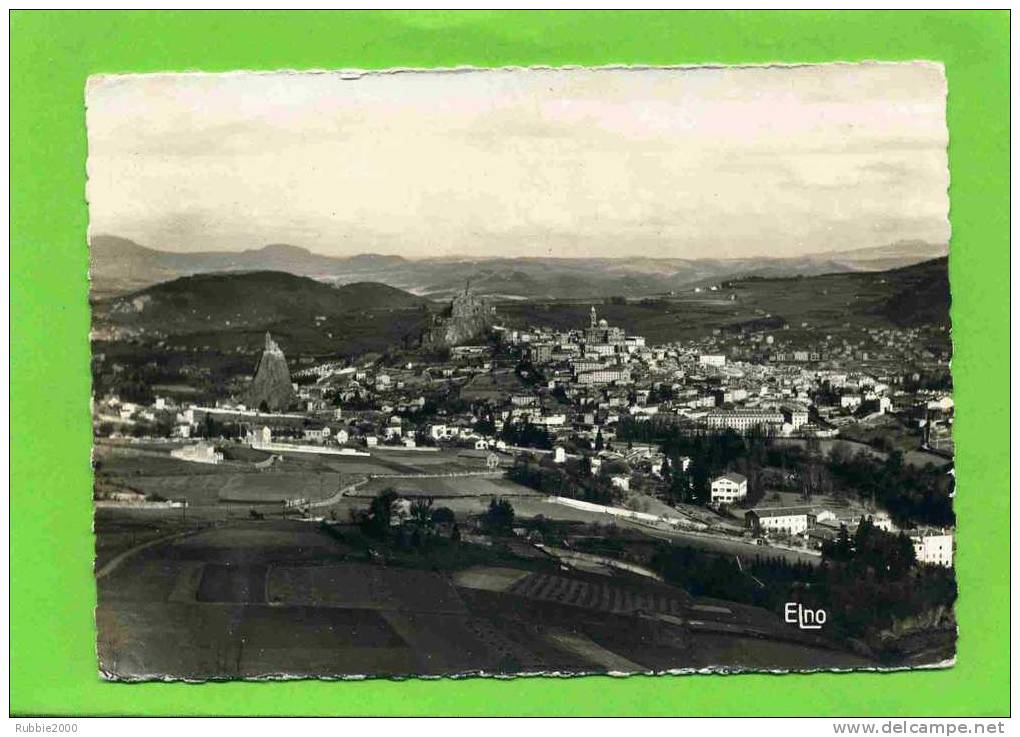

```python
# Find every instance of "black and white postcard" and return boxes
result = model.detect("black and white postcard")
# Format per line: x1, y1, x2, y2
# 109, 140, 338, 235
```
87, 64, 956, 680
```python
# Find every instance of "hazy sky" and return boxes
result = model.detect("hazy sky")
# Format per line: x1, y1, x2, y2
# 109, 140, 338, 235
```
86, 63, 949, 260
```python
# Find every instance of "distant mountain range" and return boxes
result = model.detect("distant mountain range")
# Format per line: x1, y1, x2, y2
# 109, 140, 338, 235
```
88, 235, 948, 301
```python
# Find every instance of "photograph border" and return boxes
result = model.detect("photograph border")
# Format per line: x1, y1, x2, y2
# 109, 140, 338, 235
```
10, 9, 1009, 717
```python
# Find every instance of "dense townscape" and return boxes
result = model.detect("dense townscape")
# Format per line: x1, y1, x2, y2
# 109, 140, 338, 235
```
92, 266, 957, 677
95, 284, 955, 553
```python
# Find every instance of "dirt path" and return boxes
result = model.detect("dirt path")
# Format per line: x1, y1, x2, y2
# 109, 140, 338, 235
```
306, 477, 372, 509
95, 528, 199, 580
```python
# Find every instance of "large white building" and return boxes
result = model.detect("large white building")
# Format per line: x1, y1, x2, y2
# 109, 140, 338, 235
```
746, 507, 813, 536
531, 414, 567, 427
576, 367, 632, 386
170, 442, 223, 465
705, 409, 783, 432
303, 426, 331, 443
781, 404, 810, 430
427, 424, 460, 441
910, 529, 954, 567
247, 425, 272, 445
710, 472, 748, 504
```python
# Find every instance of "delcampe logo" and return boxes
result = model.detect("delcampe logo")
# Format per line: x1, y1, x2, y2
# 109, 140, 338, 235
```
785, 602, 827, 630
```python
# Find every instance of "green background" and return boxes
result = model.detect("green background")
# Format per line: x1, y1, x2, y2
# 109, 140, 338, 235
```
10, 10, 1010, 716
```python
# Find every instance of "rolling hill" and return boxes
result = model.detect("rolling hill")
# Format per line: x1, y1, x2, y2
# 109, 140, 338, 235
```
498, 257, 951, 345
725, 256, 951, 329
871, 257, 951, 327
92, 271, 432, 336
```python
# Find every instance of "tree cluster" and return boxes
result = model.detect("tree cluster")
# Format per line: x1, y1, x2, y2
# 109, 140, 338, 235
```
617, 418, 952, 527
500, 420, 553, 450
821, 518, 917, 580
508, 455, 618, 505
650, 543, 956, 657
482, 497, 515, 534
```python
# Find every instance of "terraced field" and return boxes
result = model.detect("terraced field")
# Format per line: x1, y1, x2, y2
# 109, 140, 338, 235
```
508, 572, 689, 617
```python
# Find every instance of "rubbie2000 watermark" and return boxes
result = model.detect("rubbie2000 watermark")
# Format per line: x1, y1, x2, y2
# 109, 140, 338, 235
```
14, 725, 79, 733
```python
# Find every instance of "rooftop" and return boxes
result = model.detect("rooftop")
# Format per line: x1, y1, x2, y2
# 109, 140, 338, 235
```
747, 506, 815, 519
713, 472, 747, 484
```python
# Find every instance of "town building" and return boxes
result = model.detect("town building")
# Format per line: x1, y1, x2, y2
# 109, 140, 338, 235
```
303, 426, 331, 443
910, 529, 954, 567
584, 307, 626, 348
745, 507, 814, 536
609, 475, 630, 492
170, 442, 223, 465
576, 367, 632, 386
704, 409, 783, 432
710, 472, 748, 504
781, 403, 810, 430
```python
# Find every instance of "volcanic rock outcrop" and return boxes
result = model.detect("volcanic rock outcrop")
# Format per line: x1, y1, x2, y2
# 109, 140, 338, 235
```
245, 332, 296, 412
421, 283, 494, 348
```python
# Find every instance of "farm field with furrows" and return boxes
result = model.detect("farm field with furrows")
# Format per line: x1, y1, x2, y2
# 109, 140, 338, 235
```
266, 564, 469, 612
95, 516, 878, 679
93, 520, 612, 677
506, 571, 689, 617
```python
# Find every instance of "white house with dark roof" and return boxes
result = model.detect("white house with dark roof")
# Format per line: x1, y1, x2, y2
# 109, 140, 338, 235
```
745, 506, 815, 536
910, 528, 954, 568
710, 472, 748, 504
